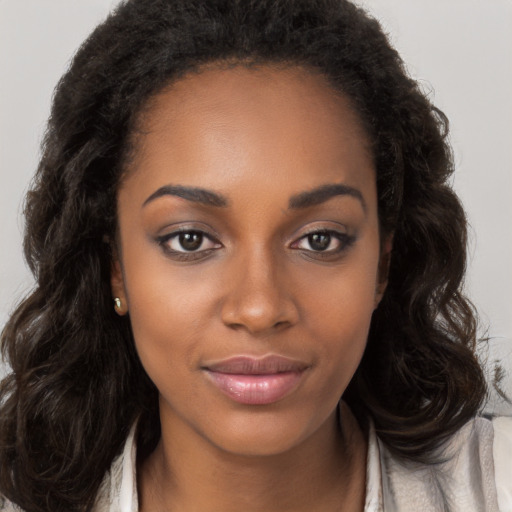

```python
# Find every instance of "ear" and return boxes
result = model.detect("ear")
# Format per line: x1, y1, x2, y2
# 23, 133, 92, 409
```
375, 234, 393, 309
110, 249, 128, 316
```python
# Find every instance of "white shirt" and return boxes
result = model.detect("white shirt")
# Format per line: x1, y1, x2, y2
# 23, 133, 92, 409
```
2, 416, 511, 511
90, 416, 512, 512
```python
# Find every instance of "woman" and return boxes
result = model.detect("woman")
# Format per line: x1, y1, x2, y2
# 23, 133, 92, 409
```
0, 1, 510, 511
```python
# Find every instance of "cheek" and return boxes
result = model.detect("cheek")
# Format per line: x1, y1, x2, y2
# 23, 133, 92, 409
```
301, 250, 379, 331
120, 243, 220, 384
298, 253, 379, 377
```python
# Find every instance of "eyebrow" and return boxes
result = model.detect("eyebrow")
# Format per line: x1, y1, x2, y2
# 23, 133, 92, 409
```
143, 185, 229, 208
288, 183, 366, 212
142, 182, 366, 212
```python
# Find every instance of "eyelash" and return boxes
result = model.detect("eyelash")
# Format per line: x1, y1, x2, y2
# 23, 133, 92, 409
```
156, 228, 355, 262
156, 228, 222, 261
291, 230, 356, 259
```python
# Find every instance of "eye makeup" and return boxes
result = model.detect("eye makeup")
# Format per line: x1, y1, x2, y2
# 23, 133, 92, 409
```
156, 226, 222, 262
154, 224, 357, 264
291, 229, 356, 261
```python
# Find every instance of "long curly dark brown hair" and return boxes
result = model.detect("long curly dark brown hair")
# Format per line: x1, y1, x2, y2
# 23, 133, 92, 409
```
0, 0, 486, 510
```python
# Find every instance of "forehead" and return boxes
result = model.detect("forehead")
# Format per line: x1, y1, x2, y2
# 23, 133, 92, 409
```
122, 65, 375, 211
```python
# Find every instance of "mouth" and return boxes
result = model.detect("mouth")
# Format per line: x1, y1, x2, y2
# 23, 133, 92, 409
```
202, 355, 309, 405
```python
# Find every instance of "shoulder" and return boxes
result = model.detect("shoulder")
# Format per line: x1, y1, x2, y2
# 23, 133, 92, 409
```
91, 422, 138, 512
0, 497, 20, 511
377, 416, 512, 512
0, 431, 137, 512
1, 422, 137, 512
492, 416, 512, 511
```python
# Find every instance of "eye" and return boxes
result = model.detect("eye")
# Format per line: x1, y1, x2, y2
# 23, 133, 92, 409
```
157, 229, 221, 256
292, 230, 354, 255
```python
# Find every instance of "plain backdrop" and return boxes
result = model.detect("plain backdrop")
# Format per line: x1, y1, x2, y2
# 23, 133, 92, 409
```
1, 0, 511, 413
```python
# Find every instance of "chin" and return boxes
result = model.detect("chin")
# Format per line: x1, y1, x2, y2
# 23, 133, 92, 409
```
201, 407, 334, 458
211, 430, 307, 458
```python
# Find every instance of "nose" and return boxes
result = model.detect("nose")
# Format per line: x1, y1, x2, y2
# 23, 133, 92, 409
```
220, 248, 299, 335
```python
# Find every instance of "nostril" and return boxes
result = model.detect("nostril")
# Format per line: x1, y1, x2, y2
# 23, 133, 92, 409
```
223, 314, 294, 335
219, 273, 300, 334
226, 320, 289, 330
226, 322, 244, 331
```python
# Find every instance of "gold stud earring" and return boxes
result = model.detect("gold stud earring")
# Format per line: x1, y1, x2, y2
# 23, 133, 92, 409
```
114, 297, 123, 312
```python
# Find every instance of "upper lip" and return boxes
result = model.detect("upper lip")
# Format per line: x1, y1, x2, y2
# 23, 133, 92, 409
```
203, 355, 309, 375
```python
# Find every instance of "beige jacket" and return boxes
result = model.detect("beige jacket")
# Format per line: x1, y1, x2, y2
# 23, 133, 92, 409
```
93, 416, 512, 512
2, 416, 511, 511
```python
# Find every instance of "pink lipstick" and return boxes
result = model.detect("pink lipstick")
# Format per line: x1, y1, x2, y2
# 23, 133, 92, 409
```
203, 355, 308, 405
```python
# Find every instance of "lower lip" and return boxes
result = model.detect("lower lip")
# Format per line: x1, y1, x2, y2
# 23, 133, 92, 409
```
205, 371, 303, 405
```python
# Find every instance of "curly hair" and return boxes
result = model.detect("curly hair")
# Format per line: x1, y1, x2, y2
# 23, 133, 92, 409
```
0, 0, 486, 510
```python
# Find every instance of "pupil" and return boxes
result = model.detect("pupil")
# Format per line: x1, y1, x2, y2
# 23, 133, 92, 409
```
179, 232, 203, 251
309, 233, 330, 251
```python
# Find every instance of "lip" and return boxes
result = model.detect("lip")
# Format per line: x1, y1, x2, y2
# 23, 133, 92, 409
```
203, 355, 308, 405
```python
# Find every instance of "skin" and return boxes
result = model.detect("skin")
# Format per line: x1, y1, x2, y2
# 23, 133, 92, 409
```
112, 65, 391, 512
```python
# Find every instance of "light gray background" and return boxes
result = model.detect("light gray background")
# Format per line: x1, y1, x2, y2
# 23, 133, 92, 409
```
1, 1, 511, 412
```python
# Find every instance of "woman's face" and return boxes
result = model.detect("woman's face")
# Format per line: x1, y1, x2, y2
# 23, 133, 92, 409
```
113, 65, 389, 456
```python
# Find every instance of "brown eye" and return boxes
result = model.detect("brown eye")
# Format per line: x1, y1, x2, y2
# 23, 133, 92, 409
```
292, 229, 355, 256
308, 233, 331, 251
296, 231, 339, 252
179, 232, 203, 251
158, 230, 221, 255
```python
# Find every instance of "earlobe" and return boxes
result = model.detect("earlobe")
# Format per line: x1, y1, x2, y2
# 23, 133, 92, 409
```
374, 234, 393, 309
110, 255, 128, 316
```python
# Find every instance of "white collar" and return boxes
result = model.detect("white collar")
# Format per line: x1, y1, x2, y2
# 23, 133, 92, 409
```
101, 412, 383, 512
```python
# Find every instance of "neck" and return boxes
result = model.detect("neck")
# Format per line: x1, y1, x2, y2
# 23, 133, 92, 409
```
138, 402, 367, 512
